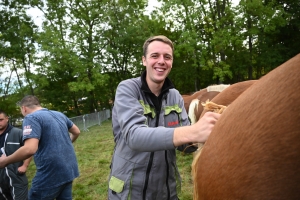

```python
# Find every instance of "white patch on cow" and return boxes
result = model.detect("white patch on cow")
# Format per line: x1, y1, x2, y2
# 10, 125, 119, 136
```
188, 99, 200, 125
207, 84, 230, 92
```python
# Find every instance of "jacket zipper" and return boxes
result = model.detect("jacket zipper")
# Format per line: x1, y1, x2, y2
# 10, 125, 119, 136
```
143, 152, 154, 200
165, 94, 170, 200
143, 107, 159, 200
143, 94, 170, 200
165, 150, 170, 199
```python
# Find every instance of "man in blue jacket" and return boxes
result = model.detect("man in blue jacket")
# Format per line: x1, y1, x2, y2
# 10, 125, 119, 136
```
0, 109, 32, 200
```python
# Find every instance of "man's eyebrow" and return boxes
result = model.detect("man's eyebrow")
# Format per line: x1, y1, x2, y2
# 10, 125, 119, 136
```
150, 52, 172, 55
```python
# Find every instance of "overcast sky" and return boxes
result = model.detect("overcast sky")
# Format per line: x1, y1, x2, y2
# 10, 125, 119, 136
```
27, 0, 239, 27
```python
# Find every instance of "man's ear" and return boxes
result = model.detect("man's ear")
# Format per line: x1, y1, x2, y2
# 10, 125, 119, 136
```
142, 56, 147, 66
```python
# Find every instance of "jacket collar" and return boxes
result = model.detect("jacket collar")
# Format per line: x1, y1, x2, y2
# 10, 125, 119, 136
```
140, 70, 174, 95
2, 123, 12, 135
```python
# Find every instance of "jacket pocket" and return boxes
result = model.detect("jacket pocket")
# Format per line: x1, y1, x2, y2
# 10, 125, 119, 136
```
164, 105, 183, 127
109, 176, 125, 193
109, 154, 138, 199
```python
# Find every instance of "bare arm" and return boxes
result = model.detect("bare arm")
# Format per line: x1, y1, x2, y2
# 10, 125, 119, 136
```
69, 124, 80, 143
0, 138, 38, 168
173, 112, 220, 147
18, 156, 33, 174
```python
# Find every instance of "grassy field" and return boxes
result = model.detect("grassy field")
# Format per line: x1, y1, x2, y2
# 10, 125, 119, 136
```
27, 120, 195, 199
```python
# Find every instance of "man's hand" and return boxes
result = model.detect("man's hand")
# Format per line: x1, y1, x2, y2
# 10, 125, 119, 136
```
18, 165, 28, 174
173, 112, 221, 147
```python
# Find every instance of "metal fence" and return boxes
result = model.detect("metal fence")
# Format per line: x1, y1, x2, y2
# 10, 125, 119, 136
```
70, 109, 111, 131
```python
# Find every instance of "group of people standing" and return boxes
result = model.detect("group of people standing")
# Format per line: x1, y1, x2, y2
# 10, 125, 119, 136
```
0, 35, 220, 200
0, 95, 80, 200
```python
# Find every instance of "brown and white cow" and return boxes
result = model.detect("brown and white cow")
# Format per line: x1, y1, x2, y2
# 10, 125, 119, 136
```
183, 84, 230, 114
188, 91, 221, 124
192, 54, 300, 200
199, 80, 258, 119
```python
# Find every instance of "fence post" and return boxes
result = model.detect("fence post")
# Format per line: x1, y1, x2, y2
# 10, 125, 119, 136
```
98, 111, 101, 126
83, 115, 89, 132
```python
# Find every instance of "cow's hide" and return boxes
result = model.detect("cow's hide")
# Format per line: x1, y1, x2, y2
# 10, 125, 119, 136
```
193, 54, 300, 200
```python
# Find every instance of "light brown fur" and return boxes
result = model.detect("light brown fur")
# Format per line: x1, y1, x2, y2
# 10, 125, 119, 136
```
200, 80, 257, 118
193, 54, 300, 200
183, 84, 230, 114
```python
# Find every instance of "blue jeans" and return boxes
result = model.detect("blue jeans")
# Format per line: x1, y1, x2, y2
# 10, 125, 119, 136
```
28, 181, 73, 200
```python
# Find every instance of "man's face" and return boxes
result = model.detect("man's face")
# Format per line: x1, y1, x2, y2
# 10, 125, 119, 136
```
0, 114, 9, 132
142, 41, 173, 85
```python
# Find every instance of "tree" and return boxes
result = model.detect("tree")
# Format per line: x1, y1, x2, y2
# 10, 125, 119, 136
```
236, 0, 287, 79
0, 0, 37, 117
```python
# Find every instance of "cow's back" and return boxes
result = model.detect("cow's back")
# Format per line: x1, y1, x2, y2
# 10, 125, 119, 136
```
193, 54, 300, 200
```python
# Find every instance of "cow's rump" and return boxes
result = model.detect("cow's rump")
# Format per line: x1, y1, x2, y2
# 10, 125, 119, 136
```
193, 54, 300, 200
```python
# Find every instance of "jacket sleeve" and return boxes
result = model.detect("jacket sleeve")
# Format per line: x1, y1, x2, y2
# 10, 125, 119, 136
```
114, 80, 176, 152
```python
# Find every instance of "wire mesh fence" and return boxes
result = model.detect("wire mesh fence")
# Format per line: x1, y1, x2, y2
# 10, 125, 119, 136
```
70, 109, 111, 131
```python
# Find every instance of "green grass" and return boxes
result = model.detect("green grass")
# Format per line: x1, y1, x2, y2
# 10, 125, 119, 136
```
27, 120, 194, 199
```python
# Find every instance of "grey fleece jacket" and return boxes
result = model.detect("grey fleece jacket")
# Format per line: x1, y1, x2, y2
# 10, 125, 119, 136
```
108, 73, 196, 200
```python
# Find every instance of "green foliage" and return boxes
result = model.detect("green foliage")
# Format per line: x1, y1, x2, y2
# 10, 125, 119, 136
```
1, 0, 299, 113
213, 62, 233, 82
0, 92, 24, 124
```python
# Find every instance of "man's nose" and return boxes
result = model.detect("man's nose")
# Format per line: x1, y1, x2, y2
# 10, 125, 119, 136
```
157, 55, 165, 64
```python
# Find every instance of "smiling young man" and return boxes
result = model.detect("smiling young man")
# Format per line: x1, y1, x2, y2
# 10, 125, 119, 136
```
108, 35, 220, 200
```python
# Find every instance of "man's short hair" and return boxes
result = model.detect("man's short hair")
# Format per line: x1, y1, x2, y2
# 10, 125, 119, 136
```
143, 35, 174, 57
0, 110, 8, 117
17, 95, 41, 108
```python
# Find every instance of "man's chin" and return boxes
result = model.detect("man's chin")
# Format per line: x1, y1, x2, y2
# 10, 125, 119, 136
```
154, 78, 165, 84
